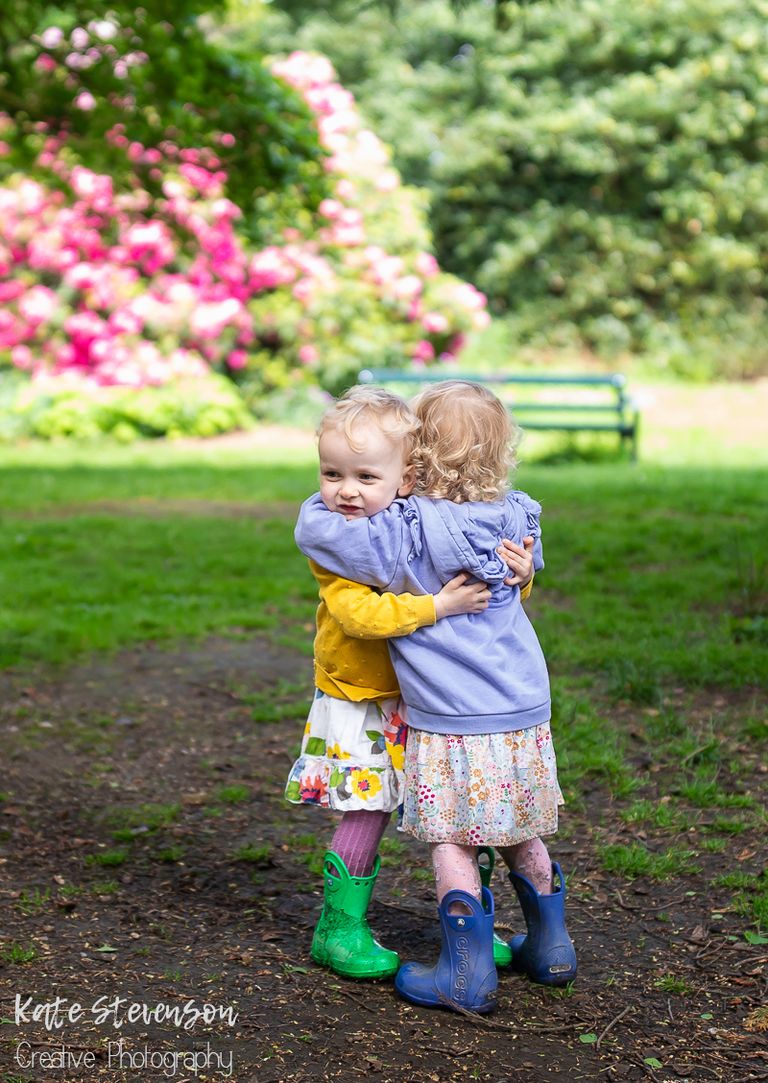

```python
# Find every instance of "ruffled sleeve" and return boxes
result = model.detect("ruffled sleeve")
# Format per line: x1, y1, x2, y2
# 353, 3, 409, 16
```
506, 489, 545, 571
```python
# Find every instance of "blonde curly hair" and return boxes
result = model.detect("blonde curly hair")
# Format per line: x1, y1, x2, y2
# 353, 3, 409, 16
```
318, 385, 421, 457
411, 380, 519, 503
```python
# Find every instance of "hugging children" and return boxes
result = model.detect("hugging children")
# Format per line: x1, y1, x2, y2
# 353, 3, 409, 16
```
287, 381, 575, 1014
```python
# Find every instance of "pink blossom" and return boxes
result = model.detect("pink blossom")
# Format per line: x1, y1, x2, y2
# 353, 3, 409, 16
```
0, 280, 25, 303
392, 275, 422, 301
189, 298, 241, 339
70, 166, 113, 209
210, 198, 241, 222
165, 281, 198, 308
54, 342, 76, 367
89, 337, 112, 363
109, 309, 143, 335
412, 340, 435, 362
16, 179, 48, 215
370, 255, 404, 284
35, 54, 58, 73
64, 311, 108, 344
422, 311, 449, 334
272, 52, 336, 91
249, 248, 295, 290
40, 27, 64, 49
0, 310, 22, 348
328, 224, 365, 247
415, 252, 439, 278
338, 207, 362, 227
89, 20, 118, 41
453, 283, 487, 310
71, 27, 90, 49
292, 279, 315, 303
122, 220, 175, 272
66, 52, 94, 70
11, 344, 34, 369
74, 91, 97, 111
335, 179, 355, 200
298, 344, 319, 365
19, 286, 59, 324
318, 198, 343, 220
227, 349, 248, 370
179, 163, 224, 197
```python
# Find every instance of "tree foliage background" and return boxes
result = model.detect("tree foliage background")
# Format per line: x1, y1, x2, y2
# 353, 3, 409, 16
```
240, 0, 768, 378
0, 0, 328, 240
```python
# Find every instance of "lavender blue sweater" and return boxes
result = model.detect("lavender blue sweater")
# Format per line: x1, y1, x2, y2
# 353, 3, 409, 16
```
294, 491, 551, 736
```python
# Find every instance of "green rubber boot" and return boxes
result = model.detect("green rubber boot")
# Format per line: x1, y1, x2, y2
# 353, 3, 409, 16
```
311, 851, 399, 979
478, 847, 513, 969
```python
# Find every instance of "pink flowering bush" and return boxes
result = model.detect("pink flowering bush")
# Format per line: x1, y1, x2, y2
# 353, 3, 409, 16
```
234, 51, 490, 403
0, 12, 489, 437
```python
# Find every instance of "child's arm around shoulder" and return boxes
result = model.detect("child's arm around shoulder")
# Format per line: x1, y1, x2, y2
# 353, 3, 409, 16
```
313, 562, 491, 640
313, 561, 433, 639
295, 493, 408, 589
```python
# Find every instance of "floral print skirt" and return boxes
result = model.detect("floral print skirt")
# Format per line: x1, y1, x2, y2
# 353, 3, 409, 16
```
401, 722, 563, 846
284, 689, 407, 814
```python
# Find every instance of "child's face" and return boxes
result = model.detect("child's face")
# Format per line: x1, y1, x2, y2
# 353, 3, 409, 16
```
318, 423, 415, 520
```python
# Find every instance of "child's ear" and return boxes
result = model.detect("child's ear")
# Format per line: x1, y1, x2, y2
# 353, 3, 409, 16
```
398, 464, 416, 497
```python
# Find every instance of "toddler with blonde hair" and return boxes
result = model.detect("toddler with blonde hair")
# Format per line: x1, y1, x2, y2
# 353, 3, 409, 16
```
295, 379, 575, 1014
286, 386, 531, 981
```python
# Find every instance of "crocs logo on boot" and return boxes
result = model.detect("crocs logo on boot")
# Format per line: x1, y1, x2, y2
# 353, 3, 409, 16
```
454, 935, 470, 1001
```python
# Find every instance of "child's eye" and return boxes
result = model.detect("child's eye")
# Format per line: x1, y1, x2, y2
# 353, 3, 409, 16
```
322, 470, 340, 479
359, 474, 378, 482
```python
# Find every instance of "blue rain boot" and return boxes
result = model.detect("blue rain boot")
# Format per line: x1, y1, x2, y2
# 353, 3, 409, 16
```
395, 887, 497, 1013
508, 862, 577, 986
477, 847, 513, 969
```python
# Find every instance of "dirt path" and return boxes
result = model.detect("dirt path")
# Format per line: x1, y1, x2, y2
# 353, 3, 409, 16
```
1, 639, 765, 1082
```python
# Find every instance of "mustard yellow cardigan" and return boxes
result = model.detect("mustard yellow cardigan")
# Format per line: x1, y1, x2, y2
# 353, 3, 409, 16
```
309, 560, 532, 703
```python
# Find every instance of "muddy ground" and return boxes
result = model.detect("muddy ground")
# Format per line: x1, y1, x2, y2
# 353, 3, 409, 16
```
0, 636, 766, 1083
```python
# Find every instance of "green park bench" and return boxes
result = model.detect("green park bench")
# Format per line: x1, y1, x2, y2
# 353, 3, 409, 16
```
358, 368, 640, 459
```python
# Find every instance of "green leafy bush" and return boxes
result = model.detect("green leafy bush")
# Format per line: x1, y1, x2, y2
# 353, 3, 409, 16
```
4, 372, 252, 441
255, 0, 768, 378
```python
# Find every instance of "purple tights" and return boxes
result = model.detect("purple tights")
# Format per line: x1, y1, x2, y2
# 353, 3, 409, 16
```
329, 810, 391, 877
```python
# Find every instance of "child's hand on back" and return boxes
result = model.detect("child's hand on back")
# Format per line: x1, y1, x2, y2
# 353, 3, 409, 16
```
497, 535, 535, 588
434, 573, 491, 618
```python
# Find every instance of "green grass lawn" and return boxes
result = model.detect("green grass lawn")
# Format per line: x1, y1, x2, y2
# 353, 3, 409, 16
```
1, 434, 765, 685
1, 383, 766, 933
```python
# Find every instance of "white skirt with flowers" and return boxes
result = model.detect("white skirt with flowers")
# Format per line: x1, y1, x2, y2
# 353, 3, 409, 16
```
284, 689, 407, 814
